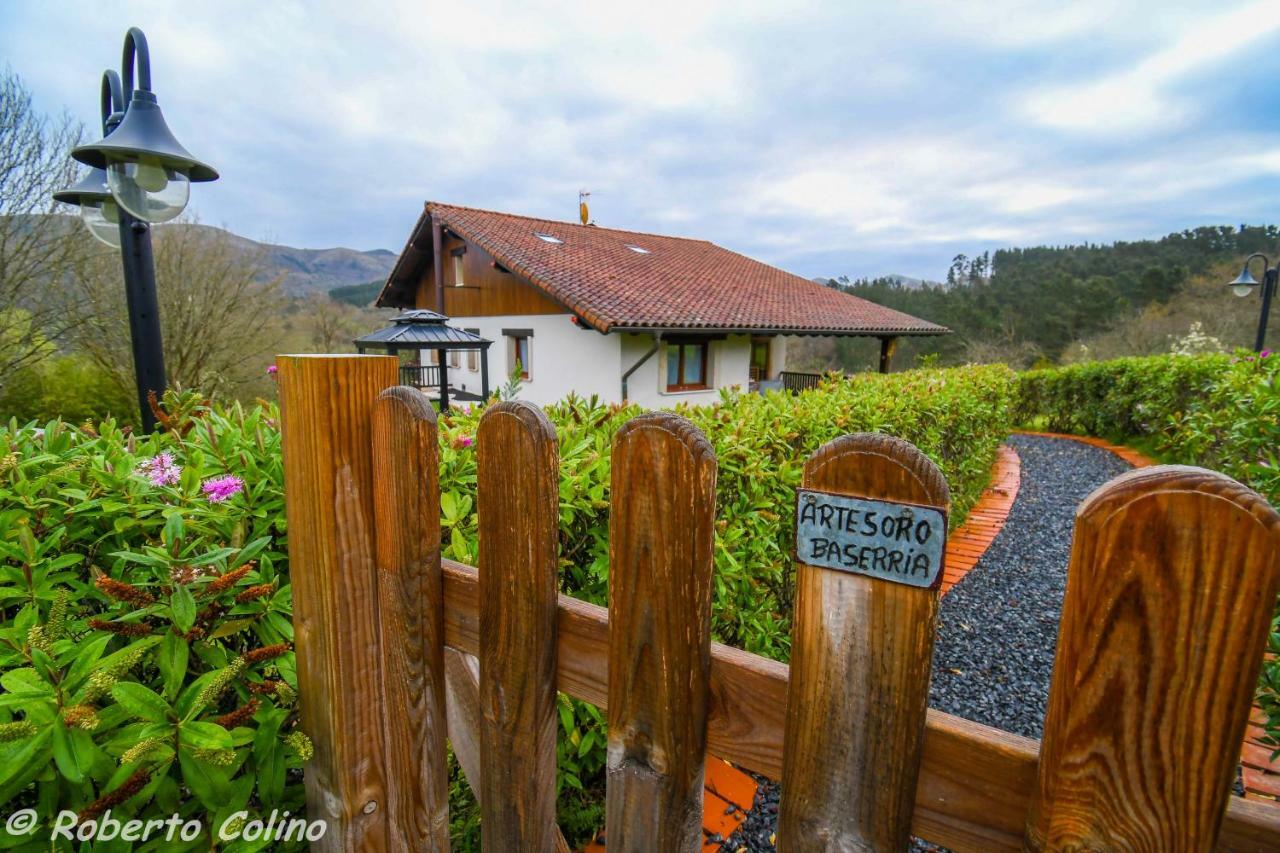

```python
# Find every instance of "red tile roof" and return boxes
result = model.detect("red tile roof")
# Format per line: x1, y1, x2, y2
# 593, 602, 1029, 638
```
378, 202, 947, 336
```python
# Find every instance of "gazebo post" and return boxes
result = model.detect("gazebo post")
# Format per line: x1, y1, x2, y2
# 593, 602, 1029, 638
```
439, 347, 450, 412
480, 345, 490, 401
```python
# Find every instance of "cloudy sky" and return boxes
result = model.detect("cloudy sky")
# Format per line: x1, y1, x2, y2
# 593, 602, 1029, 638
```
5, 0, 1280, 280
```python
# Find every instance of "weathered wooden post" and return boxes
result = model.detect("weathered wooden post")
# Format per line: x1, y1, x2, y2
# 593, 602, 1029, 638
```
278, 354, 398, 850
605, 412, 717, 852
1026, 466, 1280, 851
778, 433, 950, 851
371, 386, 449, 850
477, 401, 561, 851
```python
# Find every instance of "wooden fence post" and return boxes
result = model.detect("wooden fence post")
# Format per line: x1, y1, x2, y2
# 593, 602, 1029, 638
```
779, 433, 951, 851
371, 386, 449, 850
1026, 466, 1280, 851
605, 412, 717, 852
278, 354, 398, 850
476, 401, 561, 851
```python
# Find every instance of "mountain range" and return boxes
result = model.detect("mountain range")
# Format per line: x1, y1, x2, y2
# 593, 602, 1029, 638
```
180, 224, 397, 296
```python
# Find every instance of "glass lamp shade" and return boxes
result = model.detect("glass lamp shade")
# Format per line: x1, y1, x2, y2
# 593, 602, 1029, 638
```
1228, 265, 1260, 298
107, 158, 190, 222
80, 198, 122, 248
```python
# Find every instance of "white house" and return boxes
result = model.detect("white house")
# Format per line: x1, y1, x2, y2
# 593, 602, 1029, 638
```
373, 202, 946, 408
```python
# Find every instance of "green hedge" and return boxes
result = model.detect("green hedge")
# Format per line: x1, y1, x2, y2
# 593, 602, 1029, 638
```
0, 363, 1016, 848
1017, 353, 1232, 439
1018, 351, 1280, 752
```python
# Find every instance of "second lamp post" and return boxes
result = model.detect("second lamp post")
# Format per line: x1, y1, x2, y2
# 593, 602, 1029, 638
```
1227, 253, 1277, 353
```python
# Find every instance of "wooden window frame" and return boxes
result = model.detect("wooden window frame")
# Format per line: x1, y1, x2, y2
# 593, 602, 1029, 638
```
507, 333, 531, 380
465, 330, 479, 371
665, 341, 710, 392
452, 252, 465, 288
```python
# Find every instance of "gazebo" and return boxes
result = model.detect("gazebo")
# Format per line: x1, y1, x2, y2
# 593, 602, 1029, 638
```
354, 310, 492, 411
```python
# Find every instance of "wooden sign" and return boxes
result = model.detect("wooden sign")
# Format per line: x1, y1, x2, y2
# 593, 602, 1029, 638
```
796, 488, 947, 589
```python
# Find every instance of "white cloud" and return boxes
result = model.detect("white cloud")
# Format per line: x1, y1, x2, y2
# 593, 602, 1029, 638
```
1020, 0, 1280, 134
3, 0, 1277, 281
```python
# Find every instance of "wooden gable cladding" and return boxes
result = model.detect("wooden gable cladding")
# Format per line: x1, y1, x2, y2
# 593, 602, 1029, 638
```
414, 229, 568, 317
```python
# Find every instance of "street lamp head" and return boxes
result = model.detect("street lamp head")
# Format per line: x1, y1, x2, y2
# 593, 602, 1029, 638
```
52, 167, 122, 248
70, 27, 217, 224
1227, 264, 1260, 298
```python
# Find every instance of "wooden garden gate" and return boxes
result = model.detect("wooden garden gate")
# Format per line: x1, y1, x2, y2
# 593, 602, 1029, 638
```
277, 355, 1280, 851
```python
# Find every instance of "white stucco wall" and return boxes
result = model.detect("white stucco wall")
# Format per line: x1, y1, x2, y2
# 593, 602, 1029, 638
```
443, 313, 621, 406
444, 319, 790, 408
620, 333, 754, 408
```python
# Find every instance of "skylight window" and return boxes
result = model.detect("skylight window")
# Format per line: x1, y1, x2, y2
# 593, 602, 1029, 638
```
534, 232, 563, 244
625, 244, 651, 254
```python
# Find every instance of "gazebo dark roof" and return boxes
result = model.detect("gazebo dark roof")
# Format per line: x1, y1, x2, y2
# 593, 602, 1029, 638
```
354, 310, 490, 349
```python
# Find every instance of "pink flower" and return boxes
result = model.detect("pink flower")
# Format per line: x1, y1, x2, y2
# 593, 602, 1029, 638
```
267, 364, 278, 375
136, 452, 181, 487
1262, 350, 1272, 359
460, 436, 473, 448
202, 475, 245, 503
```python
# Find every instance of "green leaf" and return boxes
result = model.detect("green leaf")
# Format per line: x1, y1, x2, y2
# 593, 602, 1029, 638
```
156, 632, 189, 701
1, 668, 50, 695
51, 722, 94, 785
178, 749, 230, 811
0, 727, 52, 804
163, 512, 185, 551
253, 709, 285, 805
171, 584, 196, 634
111, 682, 172, 723
179, 720, 232, 750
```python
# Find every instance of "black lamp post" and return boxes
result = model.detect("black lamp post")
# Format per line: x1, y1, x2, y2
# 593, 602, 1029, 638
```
1226, 253, 1277, 353
52, 27, 218, 431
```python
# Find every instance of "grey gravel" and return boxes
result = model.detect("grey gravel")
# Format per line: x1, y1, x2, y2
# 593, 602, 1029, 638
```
722, 434, 1132, 852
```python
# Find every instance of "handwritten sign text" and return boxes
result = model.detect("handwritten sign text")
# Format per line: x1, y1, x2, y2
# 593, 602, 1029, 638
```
795, 489, 947, 589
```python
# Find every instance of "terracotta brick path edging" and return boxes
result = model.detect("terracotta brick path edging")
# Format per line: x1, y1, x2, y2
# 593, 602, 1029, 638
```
1016, 431, 1280, 805
940, 444, 1021, 596
1016, 430, 1155, 469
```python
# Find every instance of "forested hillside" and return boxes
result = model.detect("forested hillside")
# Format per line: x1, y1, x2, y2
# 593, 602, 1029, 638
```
823, 225, 1280, 368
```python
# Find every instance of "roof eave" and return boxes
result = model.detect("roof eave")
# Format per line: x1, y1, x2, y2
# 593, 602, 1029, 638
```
606, 325, 951, 337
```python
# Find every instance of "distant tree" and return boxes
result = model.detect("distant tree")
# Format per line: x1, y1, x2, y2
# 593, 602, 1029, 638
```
302, 293, 367, 352
63, 220, 287, 407
0, 69, 89, 386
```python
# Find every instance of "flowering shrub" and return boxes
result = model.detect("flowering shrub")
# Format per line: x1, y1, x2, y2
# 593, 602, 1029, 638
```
1, 365, 1016, 848
0, 398, 306, 848
1018, 351, 1280, 751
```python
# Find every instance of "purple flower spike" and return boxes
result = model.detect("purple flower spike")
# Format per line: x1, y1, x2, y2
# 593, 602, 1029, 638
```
136, 452, 181, 487
202, 475, 245, 503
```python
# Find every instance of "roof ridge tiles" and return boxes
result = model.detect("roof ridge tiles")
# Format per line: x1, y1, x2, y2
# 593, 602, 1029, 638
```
425, 201, 717, 246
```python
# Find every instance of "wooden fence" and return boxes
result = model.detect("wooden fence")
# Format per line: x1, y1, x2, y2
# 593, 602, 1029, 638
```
278, 355, 1280, 852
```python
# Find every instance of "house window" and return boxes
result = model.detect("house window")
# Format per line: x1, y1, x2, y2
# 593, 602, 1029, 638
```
452, 253, 465, 287
666, 342, 709, 391
465, 329, 479, 371
506, 331, 531, 379
449, 348, 460, 369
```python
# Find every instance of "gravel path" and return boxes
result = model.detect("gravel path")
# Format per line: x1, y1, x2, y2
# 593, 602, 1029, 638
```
721, 434, 1132, 851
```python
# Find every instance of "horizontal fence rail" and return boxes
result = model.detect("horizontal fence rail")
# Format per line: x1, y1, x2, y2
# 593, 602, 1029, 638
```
435, 559, 1280, 852
279, 355, 1280, 853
